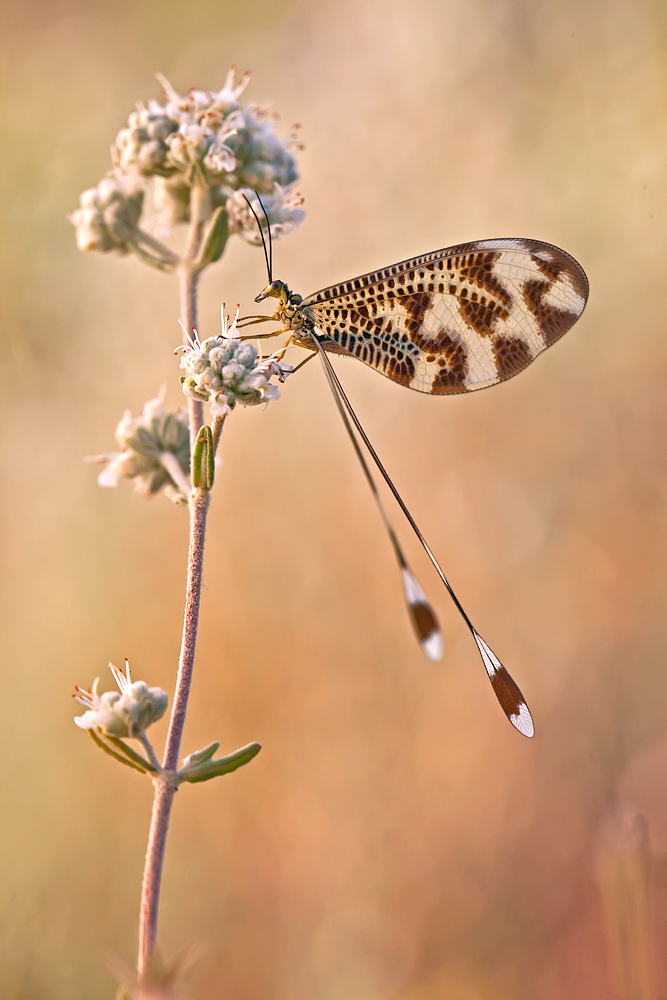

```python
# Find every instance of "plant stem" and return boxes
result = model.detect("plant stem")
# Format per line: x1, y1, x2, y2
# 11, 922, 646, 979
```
137, 489, 210, 988
163, 490, 210, 769
211, 413, 227, 454
137, 778, 176, 987
136, 183, 214, 992
180, 266, 204, 454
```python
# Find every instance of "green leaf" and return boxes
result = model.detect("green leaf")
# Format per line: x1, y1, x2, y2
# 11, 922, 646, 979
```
181, 741, 220, 769
195, 207, 229, 270
179, 742, 261, 784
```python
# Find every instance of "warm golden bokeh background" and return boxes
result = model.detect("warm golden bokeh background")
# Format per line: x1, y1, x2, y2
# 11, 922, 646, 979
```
3, 0, 667, 996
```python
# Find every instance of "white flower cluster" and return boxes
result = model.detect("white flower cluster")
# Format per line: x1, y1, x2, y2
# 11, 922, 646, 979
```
74, 661, 168, 738
178, 311, 292, 417
71, 174, 144, 254
71, 67, 304, 258
226, 187, 305, 245
89, 392, 190, 502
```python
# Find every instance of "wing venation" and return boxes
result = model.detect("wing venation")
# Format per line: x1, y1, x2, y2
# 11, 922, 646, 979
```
304, 238, 588, 394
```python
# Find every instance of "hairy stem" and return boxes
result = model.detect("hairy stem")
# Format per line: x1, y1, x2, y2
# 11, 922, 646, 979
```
137, 188, 213, 991
137, 489, 209, 987
163, 490, 210, 769
137, 778, 176, 985
180, 266, 204, 454
211, 413, 227, 454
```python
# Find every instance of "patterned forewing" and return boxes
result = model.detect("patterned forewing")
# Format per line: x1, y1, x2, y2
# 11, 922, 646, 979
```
304, 238, 588, 394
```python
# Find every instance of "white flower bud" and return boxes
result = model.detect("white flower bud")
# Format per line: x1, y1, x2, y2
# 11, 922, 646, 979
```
88, 391, 190, 502
70, 174, 144, 253
74, 661, 168, 738
113, 106, 178, 176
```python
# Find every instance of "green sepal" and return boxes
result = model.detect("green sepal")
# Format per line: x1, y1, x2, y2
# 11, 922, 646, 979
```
194, 206, 229, 270
88, 730, 152, 774
128, 242, 176, 273
178, 741, 261, 784
106, 734, 158, 772
191, 424, 214, 490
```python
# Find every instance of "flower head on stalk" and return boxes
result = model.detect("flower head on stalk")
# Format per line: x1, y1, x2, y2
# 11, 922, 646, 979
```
74, 661, 168, 738
71, 67, 305, 269
88, 390, 191, 502
177, 306, 293, 417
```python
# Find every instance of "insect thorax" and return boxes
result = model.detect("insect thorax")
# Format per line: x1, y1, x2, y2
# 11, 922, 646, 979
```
272, 282, 318, 349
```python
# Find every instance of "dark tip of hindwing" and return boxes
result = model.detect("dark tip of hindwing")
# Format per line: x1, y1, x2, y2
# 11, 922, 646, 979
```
401, 567, 443, 661
473, 631, 534, 737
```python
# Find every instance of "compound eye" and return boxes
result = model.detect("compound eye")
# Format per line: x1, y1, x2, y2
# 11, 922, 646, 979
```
271, 280, 282, 292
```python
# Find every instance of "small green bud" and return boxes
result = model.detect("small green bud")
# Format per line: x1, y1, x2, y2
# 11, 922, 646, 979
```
191, 425, 214, 490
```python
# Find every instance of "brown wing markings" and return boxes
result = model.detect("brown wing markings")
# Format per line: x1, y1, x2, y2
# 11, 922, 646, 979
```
304, 239, 587, 309
461, 251, 512, 304
405, 291, 432, 327
319, 306, 418, 388
383, 354, 415, 387
492, 336, 533, 381
490, 666, 528, 726
408, 324, 469, 394
429, 334, 469, 393
520, 241, 589, 303
522, 279, 580, 348
458, 295, 510, 337
452, 251, 513, 337
304, 240, 587, 393
390, 290, 433, 338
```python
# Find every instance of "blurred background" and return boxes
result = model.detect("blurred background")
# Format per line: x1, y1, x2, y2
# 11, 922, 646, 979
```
3, 0, 667, 996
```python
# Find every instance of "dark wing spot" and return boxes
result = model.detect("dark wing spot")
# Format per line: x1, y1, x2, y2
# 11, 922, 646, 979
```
459, 297, 508, 335
383, 353, 415, 387
521, 240, 589, 302
406, 291, 432, 327
411, 328, 468, 393
409, 601, 440, 646
461, 252, 512, 308
522, 279, 580, 347
493, 336, 532, 381
490, 666, 528, 727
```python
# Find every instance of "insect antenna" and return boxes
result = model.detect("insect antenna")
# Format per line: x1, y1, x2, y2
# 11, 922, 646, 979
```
242, 193, 272, 283
313, 334, 534, 738
254, 191, 274, 284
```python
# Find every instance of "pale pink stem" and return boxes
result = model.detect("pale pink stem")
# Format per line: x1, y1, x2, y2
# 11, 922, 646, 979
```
137, 182, 213, 991
137, 489, 209, 987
